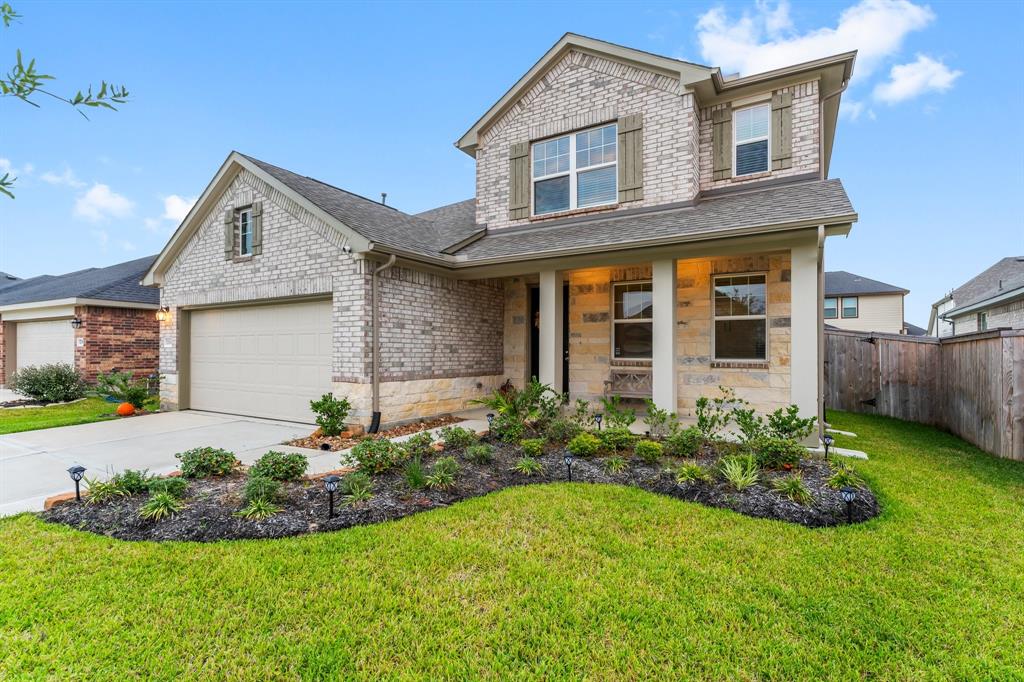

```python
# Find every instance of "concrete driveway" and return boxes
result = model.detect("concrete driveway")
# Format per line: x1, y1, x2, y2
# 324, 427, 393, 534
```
0, 411, 315, 516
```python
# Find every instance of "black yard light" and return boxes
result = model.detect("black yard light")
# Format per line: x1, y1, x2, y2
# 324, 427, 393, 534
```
563, 450, 574, 482
840, 486, 856, 524
323, 475, 341, 519
594, 413, 603, 431
823, 434, 834, 459
67, 465, 86, 501
486, 413, 495, 434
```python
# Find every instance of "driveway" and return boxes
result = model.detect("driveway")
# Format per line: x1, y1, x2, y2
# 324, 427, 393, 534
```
0, 411, 317, 516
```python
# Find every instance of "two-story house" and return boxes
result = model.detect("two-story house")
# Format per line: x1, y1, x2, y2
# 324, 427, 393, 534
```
824, 271, 911, 335
142, 34, 858, 438
928, 256, 1024, 337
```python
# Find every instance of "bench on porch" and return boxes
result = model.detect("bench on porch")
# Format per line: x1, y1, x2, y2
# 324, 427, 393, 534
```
603, 367, 653, 399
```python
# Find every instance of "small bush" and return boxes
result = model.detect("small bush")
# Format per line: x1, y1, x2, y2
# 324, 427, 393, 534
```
604, 455, 628, 474
545, 417, 582, 443
520, 438, 545, 458
512, 456, 544, 476
772, 474, 813, 505
733, 408, 766, 444
599, 395, 636, 429
674, 462, 711, 484
243, 475, 281, 505
719, 454, 759, 491
634, 440, 663, 464
139, 492, 184, 521
465, 443, 495, 464
403, 432, 435, 459
176, 447, 237, 478
439, 425, 478, 450
10, 363, 86, 403
235, 498, 281, 520
567, 432, 600, 458
351, 438, 406, 474
341, 471, 373, 505
95, 371, 150, 409
85, 478, 128, 505
828, 461, 864, 489
766, 405, 817, 441
426, 456, 459, 490
403, 457, 427, 490
694, 387, 739, 439
664, 427, 702, 457
642, 398, 678, 438
251, 451, 308, 481
309, 393, 351, 437
598, 427, 636, 454
110, 469, 153, 495
492, 414, 526, 443
146, 477, 188, 499
753, 437, 804, 470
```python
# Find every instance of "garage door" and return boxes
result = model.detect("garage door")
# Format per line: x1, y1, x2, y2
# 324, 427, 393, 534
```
189, 299, 333, 423
17, 319, 75, 370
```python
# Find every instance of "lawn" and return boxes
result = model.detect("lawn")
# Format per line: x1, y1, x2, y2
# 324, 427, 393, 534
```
0, 397, 116, 435
1, 412, 1022, 680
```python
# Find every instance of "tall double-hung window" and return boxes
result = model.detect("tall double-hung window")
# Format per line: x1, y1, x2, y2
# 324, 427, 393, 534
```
734, 103, 770, 176
532, 123, 617, 215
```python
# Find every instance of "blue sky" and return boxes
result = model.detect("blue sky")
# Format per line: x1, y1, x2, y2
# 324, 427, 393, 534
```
1, 0, 1021, 326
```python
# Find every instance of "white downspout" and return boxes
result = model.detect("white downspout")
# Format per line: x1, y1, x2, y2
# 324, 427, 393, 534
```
369, 253, 397, 433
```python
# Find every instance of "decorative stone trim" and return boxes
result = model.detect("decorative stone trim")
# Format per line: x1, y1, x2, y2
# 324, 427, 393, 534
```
711, 361, 770, 370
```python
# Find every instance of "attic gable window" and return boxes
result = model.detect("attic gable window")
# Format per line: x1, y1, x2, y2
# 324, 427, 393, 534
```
734, 103, 770, 176
532, 123, 617, 216
239, 208, 254, 256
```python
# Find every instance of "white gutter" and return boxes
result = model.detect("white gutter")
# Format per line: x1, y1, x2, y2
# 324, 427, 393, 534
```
0, 297, 160, 313
940, 285, 1024, 319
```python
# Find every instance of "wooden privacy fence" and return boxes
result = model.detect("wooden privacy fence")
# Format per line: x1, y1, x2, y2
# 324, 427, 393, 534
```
825, 328, 1024, 460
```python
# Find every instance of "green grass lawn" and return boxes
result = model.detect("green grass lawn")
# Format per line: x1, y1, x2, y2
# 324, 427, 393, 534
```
0, 397, 117, 435
1, 412, 1022, 680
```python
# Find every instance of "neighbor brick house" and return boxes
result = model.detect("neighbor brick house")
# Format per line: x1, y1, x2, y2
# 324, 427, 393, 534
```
0, 256, 160, 385
929, 256, 1024, 337
143, 34, 858, 437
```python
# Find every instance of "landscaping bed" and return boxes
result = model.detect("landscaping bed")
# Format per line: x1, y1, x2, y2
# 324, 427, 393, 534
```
287, 414, 461, 451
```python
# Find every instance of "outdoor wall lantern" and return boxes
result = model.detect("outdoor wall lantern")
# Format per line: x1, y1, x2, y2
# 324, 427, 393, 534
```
840, 486, 856, 524
323, 475, 341, 519
594, 413, 603, 430
823, 434, 834, 459
70, 317, 83, 329
67, 465, 86, 501
486, 413, 495, 434
563, 450, 574, 482
155, 306, 170, 322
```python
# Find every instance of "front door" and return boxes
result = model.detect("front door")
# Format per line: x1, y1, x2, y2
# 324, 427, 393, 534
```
528, 284, 569, 395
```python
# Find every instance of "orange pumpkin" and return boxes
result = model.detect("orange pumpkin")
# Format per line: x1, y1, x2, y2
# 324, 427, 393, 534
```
116, 402, 136, 417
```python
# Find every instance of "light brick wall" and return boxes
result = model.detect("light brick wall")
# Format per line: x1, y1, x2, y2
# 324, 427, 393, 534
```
951, 299, 1024, 334
74, 305, 159, 383
502, 277, 530, 389
0, 318, 7, 385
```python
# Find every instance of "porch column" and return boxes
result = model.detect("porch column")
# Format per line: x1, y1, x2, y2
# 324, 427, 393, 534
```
651, 259, 678, 411
790, 234, 820, 442
538, 269, 564, 390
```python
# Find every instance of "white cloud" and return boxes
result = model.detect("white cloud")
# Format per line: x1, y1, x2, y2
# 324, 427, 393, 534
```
161, 194, 196, 223
91, 229, 109, 250
873, 54, 962, 103
40, 166, 86, 189
696, 0, 935, 79
840, 99, 865, 120
0, 158, 33, 177
74, 183, 134, 222
143, 217, 162, 232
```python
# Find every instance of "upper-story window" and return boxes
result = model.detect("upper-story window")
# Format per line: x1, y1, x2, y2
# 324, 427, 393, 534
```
734, 103, 770, 176
824, 297, 838, 319
238, 208, 254, 256
532, 123, 617, 215
841, 296, 858, 318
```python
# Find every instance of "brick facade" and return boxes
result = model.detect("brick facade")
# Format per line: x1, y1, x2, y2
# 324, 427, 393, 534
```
950, 299, 1024, 335
0, 318, 8, 385
73, 305, 160, 382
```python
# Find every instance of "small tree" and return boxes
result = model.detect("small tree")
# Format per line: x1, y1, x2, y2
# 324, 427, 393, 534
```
309, 394, 351, 437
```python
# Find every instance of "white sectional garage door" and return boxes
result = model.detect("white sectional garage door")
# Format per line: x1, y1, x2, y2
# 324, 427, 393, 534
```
189, 299, 333, 423
16, 319, 74, 370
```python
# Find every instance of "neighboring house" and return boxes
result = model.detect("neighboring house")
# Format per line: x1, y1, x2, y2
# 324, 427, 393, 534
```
0, 272, 20, 290
824, 270, 909, 334
143, 33, 858, 432
0, 256, 160, 385
929, 256, 1024, 336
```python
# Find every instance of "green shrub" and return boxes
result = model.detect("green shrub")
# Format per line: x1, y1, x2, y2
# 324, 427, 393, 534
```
492, 414, 526, 443
85, 477, 128, 505
146, 477, 188, 499
598, 427, 636, 453
235, 498, 282, 520
176, 447, 237, 478
733, 408, 766, 444
251, 451, 308, 481
567, 432, 600, 458
719, 454, 759, 491
351, 438, 406, 474
695, 387, 739, 439
570, 399, 592, 427
403, 432, 435, 459
471, 378, 564, 438
465, 443, 495, 464
753, 437, 804, 470
674, 462, 711, 484
545, 418, 582, 443
139, 492, 184, 521
10, 363, 86, 403
95, 371, 150, 409
772, 474, 813, 505
604, 455, 627, 474
243, 475, 281, 505
512, 456, 544, 476
664, 427, 702, 457
426, 456, 459, 490
403, 457, 427, 490
634, 440, 663, 464
309, 393, 351, 437
766, 405, 817, 441
599, 395, 636, 429
520, 438, 545, 458
110, 469, 153, 495
341, 471, 373, 505
828, 461, 864, 489
438, 425, 478, 450
642, 398, 678, 438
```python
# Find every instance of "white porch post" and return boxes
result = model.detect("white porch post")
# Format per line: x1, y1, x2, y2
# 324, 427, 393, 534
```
651, 259, 678, 411
790, 234, 821, 443
538, 269, 564, 390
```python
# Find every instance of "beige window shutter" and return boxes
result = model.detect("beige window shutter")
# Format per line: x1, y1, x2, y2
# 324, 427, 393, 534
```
771, 92, 793, 170
617, 113, 644, 203
508, 141, 530, 220
712, 106, 733, 181
223, 209, 234, 260
251, 200, 264, 255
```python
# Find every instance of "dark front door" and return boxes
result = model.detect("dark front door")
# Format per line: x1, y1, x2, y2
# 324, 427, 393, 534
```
528, 284, 570, 395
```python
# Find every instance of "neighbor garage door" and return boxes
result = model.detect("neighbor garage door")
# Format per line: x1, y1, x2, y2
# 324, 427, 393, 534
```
16, 319, 75, 370
189, 299, 333, 423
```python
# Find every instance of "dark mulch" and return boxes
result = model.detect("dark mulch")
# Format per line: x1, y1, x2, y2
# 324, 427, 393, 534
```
42, 438, 879, 542
0, 398, 48, 408
288, 415, 462, 452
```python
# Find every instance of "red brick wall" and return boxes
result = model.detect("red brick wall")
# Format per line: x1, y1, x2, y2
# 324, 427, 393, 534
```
74, 306, 160, 382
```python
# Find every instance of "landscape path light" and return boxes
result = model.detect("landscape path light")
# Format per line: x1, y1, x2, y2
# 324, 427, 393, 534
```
823, 434, 834, 459
486, 413, 495, 434
594, 413, 603, 431
67, 465, 86, 501
840, 486, 856, 524
563, 450, 574, 482
323, 475, 341, 519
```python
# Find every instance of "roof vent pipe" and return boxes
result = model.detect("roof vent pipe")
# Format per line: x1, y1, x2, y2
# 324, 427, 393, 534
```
380, 192, 387, 206
368, 253, 397, 433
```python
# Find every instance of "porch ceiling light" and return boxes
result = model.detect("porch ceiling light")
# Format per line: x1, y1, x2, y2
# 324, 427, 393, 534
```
67, 465, 86, 501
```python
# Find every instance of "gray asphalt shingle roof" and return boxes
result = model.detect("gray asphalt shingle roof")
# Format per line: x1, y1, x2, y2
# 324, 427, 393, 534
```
0, 255, 159, 307
825, 271, 908, 296
0, 272, 20, 290
945, 257, 1024, 313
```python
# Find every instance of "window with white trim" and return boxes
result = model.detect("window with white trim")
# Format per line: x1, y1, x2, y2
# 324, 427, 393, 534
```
734, 103, 770, 176
612, 281, 652, 359
841, 296, 858, 318
532, 123, 617, 216
824, 297, 838, 319
713, 274, 767, 361
239, 208, 253, 256
978, 311, 988, 331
